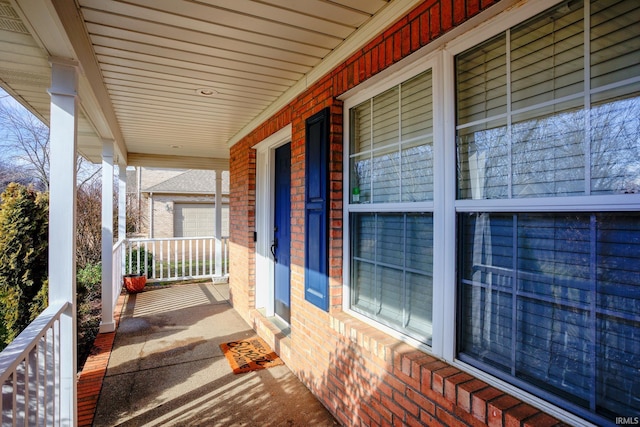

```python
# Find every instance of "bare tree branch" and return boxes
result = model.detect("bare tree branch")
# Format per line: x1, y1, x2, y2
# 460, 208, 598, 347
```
0, 98, 103, 191
0, 102, 50, 190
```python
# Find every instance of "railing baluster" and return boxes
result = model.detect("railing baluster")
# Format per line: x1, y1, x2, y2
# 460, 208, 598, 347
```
12, 372, 17, 427
127, 244, 132, 275
151, 241, 156, 279
224, 238, 227, 276
16, 362, 24, 425
189, 240, 193, 277
197, 240, 201, 276
136, 244, 140, 274
27, 348, 36, 425
182, 240, 186, 278
143, 242, 148, 278
45, 327, 53, 425
158, 240, 164, 279
209, 238, 213, 275
174, 239, 178, 279
36, 341, 44, 426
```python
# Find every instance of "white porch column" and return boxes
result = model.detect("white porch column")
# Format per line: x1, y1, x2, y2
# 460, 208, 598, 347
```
118, 163, 127, 240
100, 140, 115, 333
48, 58, 78, 426
215, 170, 223, 277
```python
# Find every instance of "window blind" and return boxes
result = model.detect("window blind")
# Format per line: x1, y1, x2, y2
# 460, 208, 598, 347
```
596, 214, 640, 416
351, 212, 433, 343
456, 1, 640, 423
510, 4, 584, 111
589, 1, 640, 195
459, 213, 640, 419
456, 34, 507, 126
457, 0, 640, 201
350, 102, 372, 203
350, 70, 434, 204
590, 1, 640, 90
372, 87, 401, 203
401, 72, 434, 202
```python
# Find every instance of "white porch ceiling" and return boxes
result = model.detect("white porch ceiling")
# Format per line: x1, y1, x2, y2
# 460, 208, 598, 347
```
0, 0, 423, 168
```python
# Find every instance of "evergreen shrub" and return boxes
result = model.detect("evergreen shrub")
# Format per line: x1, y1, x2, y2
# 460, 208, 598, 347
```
0, 183, 49, 348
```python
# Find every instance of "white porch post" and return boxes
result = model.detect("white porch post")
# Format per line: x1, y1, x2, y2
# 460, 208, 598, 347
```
48, 58, 78, 426
100, 140, 115, 333
215, 169, 223, 277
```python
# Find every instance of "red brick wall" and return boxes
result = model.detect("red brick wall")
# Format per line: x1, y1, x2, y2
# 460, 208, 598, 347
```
229, 105, 290, 318
229, 0, 567, 425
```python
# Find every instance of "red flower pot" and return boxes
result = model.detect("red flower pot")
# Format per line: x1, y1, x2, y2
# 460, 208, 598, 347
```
123, 274, 146, 293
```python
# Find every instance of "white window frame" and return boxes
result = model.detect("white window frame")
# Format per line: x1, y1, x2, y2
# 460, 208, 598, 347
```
341, 0, 639, 425
442, 0, 640, 425
442, 0, 640, 365
342, 51, 443, 354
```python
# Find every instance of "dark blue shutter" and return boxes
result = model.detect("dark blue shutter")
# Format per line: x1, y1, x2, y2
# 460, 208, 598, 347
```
305, 108, 329, 310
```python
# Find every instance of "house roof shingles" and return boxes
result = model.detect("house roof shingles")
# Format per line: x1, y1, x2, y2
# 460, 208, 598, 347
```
128, 169, 230, 195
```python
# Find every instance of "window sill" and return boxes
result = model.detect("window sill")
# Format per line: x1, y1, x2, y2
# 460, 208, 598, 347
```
328, 311, 572, 427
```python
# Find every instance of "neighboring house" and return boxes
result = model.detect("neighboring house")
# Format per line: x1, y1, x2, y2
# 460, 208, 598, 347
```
127, 167, 229, 238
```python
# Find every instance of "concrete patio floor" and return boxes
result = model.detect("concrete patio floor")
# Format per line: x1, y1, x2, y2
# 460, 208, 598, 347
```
91, 282, 339, 426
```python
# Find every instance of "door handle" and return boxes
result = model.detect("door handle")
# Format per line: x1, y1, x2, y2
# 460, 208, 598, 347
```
270, 238, 278, 262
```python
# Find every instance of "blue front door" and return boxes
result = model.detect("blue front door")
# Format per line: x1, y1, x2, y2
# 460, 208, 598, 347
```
273, 143, 291, 322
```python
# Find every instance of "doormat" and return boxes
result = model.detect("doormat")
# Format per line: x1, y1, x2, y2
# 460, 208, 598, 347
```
219, 337, 283, 374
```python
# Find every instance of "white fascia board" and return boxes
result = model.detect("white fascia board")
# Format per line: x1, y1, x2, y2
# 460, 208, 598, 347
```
227, 0, 424, 148
11, 0, 74, 58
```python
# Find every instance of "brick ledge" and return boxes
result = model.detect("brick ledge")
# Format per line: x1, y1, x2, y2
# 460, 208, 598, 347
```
250, 308, 293, 364
76, 293, 126, 427
328, 311, 568, 427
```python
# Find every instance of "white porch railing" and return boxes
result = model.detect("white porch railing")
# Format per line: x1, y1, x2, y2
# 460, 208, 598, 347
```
112, 239, 126, 307
0, 301, 69, 426
124, 237, 229, 282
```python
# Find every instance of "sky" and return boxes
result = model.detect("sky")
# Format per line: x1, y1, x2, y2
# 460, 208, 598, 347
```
0, 87, 28, 113
0, 87, 27, 161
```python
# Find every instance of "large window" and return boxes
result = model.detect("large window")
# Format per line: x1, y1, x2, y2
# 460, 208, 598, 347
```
456, 1, 640, 424
347, 70, 434, 344
343, 0, 639, 424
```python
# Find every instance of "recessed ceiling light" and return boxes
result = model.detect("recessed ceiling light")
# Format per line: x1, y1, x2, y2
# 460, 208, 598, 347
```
195, 88, 217, 97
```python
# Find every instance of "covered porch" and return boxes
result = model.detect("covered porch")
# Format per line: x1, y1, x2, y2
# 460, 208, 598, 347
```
4, 0, 636, 426
79, 281, 336, 426
0, 0, 410, 424
0, 0, 419, 425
